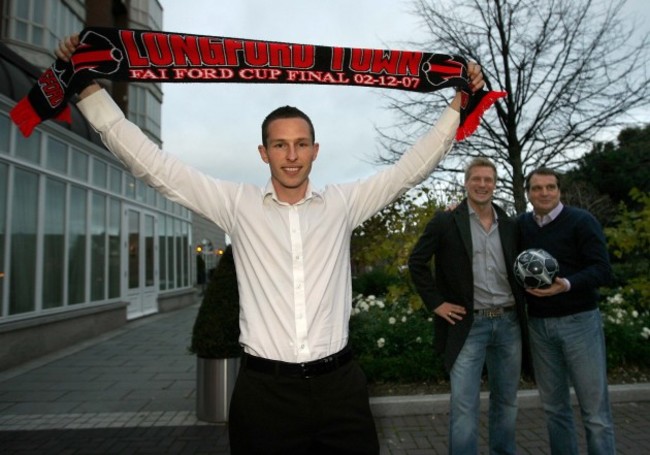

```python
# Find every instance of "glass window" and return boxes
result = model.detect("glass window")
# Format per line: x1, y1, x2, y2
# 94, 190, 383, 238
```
158, 216, 167, 291
145, 215, 155, 287
175, 219, 182, 288
146, 186, 155, 206
156, 191, 166, 210
128, 210, 140, 289
129, 0, 162, 33
181, 222, 189, 287
15, 21, 28, 42
42, 178, 66, 309
127, 85, 162, 141
71, 148, 88, 181
108, 199, 121, 299
0, 164, 7, 314
125, 174, 136, 199
166, 216, 175, 289
14, 129, 41, 164
0, 115, 9, 154
9, 169, 38, 315
68, 186, 87, 304
46, 137, 68, 174
92, 160, 107, 189
9, 0, 83, 50
91, 193, 107, 301
109, 166, 122, 194
136, 179, 146, 202
16, 0, 29, 19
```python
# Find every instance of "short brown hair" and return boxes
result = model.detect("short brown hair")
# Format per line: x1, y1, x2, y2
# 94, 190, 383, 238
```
261, 106, 315, 147
525, 167, 561, 191
464, 157, 497, 183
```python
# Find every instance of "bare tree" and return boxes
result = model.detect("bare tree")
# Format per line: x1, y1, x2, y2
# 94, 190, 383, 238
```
377, 0, 650, 214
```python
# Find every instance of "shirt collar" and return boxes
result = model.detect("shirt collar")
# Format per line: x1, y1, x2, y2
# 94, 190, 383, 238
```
467, 201, 499, 222
534, 202, 564, 226
262, 179, 323, 205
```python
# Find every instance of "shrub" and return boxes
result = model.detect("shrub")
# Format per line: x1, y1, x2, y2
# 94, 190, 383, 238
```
348, 294, 445, 383
349, 287, 650, 385
352, 268, 400, 296
601, 288, 650, 368
189, 245, 242, 359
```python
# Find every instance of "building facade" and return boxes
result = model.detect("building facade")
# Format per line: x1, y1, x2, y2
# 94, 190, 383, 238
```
0, 0, 226, 370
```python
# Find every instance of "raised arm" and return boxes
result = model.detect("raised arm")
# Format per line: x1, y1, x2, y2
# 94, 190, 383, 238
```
450, 61, 484, 111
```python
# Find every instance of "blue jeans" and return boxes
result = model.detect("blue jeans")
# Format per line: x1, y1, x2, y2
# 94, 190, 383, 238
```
528, 309, 616, 455
449, 310, 521, 455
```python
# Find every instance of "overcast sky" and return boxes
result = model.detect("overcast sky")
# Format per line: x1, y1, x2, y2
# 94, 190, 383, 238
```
158, 0, 649, 189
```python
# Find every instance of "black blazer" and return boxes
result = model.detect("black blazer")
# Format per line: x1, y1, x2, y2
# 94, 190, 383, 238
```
408, 199, 528, 373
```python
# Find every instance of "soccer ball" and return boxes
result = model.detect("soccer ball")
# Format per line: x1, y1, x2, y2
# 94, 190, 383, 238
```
513, 248, 559, 289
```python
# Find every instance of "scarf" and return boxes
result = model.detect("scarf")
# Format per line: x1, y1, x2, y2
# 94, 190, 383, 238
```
10, 27, 506, 140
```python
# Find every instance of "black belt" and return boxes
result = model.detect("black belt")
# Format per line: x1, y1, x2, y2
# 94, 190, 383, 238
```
474, 306, 515, 318
241, 346, 353, 379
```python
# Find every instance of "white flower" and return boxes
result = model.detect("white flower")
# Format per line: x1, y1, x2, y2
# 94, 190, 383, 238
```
376, 300, 385, 309
427, 317, 433, 322
416, 337, 422, 343
632, 310, 639, 318
377, 337, 385, 348
608, 293, 624, 305
401, 316, 407, 323
367, 295, 376, 301
641, 327, 650, 340
388, 317, 396, 325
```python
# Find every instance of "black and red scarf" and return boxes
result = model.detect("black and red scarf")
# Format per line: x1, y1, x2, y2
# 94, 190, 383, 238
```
11, 27, 506, 140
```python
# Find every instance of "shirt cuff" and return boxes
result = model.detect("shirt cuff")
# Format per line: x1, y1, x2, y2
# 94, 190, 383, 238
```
561, 277, 571, 292
77, 88, 125, 130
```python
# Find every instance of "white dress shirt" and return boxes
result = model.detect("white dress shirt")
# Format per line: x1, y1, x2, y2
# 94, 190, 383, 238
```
78, 89, 459, 363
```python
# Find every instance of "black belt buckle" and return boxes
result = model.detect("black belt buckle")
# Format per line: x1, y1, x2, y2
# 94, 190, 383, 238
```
476, 306, 515, 318
243, 346, 352, 379
300, 352, 338, 379
483, 307, 504, 318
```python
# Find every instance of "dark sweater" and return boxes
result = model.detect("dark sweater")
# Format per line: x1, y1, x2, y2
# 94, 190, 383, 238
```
517, 205, 612, 318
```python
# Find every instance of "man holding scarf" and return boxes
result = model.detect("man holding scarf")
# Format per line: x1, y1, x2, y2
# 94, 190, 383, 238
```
55, 33, 485, 455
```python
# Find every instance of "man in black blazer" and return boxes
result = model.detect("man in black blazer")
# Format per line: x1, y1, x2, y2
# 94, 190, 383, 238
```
408, 157, 526, 455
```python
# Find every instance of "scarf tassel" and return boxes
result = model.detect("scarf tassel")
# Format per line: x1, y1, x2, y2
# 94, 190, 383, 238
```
10, 96, 71, 137
455, 90, 506, 141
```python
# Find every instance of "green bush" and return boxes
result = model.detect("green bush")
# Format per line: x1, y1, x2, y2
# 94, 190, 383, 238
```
349, 286, 650, 385
601, 288, 650, 367
189, 245, 242, 359
352, 268, 400, 296
348, 294, 445, 383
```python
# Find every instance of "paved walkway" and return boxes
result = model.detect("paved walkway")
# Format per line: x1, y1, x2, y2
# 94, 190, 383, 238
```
1, 304, 649, 454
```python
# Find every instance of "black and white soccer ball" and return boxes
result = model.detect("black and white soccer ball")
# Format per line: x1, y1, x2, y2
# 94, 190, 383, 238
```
513, 248, 559, 289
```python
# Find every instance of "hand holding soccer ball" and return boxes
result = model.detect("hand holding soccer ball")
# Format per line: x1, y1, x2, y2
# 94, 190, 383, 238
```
513, 248, 559, 289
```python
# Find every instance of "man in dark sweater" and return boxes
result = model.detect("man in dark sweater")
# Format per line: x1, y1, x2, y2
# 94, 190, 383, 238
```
518, 167, 616, 455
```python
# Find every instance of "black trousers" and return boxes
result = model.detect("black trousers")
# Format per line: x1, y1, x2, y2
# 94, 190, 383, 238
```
228, 358, 379, 455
